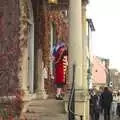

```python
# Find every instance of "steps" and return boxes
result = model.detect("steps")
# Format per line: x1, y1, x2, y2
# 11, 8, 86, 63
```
22, 99, 67, 120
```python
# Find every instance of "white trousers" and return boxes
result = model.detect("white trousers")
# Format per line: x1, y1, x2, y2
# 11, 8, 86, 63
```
111, 102, 117, 116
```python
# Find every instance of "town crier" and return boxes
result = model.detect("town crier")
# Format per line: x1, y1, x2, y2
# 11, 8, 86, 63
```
53, 40, 68, 100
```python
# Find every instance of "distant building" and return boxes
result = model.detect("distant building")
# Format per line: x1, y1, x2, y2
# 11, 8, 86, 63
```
92, 56, 109, 88
109, 69, 120, 90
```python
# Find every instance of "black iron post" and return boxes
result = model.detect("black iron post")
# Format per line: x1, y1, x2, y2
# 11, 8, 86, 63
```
68, 64, 75, 120
80, 115, 83, 120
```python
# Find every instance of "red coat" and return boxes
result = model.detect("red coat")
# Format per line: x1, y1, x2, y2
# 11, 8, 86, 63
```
54, 47, 67, 84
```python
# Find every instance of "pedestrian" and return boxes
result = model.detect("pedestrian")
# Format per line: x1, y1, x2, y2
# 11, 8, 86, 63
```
53, 40, 68, 100
93, 89, 101, 120
111, 91, 117, 116
89, 89, 94, 119
100, 87, 113, 120
116, 91, 120, 117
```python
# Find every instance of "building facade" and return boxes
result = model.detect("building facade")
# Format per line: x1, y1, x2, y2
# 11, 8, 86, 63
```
0, 0, 20, 96
0, 0, 88, 96
0, 0, 69, 99
92, 56, 109, 88
0, 0, 90, 119
109, 69, 120, 90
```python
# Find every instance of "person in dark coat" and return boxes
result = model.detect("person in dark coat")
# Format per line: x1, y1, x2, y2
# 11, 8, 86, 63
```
100, 87, 113, 120
116, 91, 120, 117
90, 90, 94, 119
90, 90, 101, 120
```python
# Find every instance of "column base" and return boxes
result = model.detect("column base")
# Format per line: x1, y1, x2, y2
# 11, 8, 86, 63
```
36, 89, 48, 99
22, 90, 37, 101
64, 89, 90, 120
20, 87, 37, 101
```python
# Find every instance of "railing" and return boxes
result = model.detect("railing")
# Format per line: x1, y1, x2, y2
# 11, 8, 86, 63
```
68, 64, 83, 120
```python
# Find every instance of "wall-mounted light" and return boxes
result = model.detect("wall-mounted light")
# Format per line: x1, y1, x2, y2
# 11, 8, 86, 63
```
48, 0, 58, 4
86, 18, 95, 31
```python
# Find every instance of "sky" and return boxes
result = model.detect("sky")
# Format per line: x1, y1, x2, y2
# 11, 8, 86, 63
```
87, 0, 120, 70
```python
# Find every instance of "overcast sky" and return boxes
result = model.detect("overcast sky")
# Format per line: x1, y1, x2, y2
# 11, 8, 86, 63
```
87, 0, 120, 70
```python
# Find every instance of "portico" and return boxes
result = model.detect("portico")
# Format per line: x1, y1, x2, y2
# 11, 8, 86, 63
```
19, 2, 90, 119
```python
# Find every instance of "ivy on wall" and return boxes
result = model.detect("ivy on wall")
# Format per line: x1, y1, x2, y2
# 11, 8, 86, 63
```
48, 10, 69, 43
0, 0, 20, 96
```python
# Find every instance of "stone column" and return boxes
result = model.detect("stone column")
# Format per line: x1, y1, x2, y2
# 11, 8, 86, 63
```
18, 0, 31, 101
81, 3, 89, 120
19, 48, 31, 101
36, 49, 48, 99
65, 0, 89, 120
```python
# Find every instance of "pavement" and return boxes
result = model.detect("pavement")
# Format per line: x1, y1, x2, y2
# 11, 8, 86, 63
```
21, 99, 120, 120
99, 113, 120, 120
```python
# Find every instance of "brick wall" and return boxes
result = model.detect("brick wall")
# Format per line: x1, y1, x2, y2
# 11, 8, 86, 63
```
0, 0, 20, 96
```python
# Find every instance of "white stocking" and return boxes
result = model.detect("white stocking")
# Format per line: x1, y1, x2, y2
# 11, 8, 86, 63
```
56, 88, 61, 96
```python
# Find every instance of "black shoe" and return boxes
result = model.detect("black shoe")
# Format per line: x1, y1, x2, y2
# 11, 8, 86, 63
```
61, 93, 65, 97
56, 95, 63, 100
59, 94, 63, 100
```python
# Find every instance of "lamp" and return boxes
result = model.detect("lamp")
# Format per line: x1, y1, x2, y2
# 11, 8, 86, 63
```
48, 0, 58, 4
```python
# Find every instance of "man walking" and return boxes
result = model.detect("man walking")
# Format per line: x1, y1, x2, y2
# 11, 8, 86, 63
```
100, 87, 113, 120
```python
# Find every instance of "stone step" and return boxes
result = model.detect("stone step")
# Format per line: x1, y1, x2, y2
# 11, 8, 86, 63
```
27, 105, 65, 113
24, 113, 67, 119
26, 99, 65, 113
24, 113, 66, 117
29, 99, 63, 106
22, 99, 67, 120
23, 116, 67, 120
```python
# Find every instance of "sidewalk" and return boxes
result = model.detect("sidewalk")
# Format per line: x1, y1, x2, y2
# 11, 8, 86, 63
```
99, 113, 120, 120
